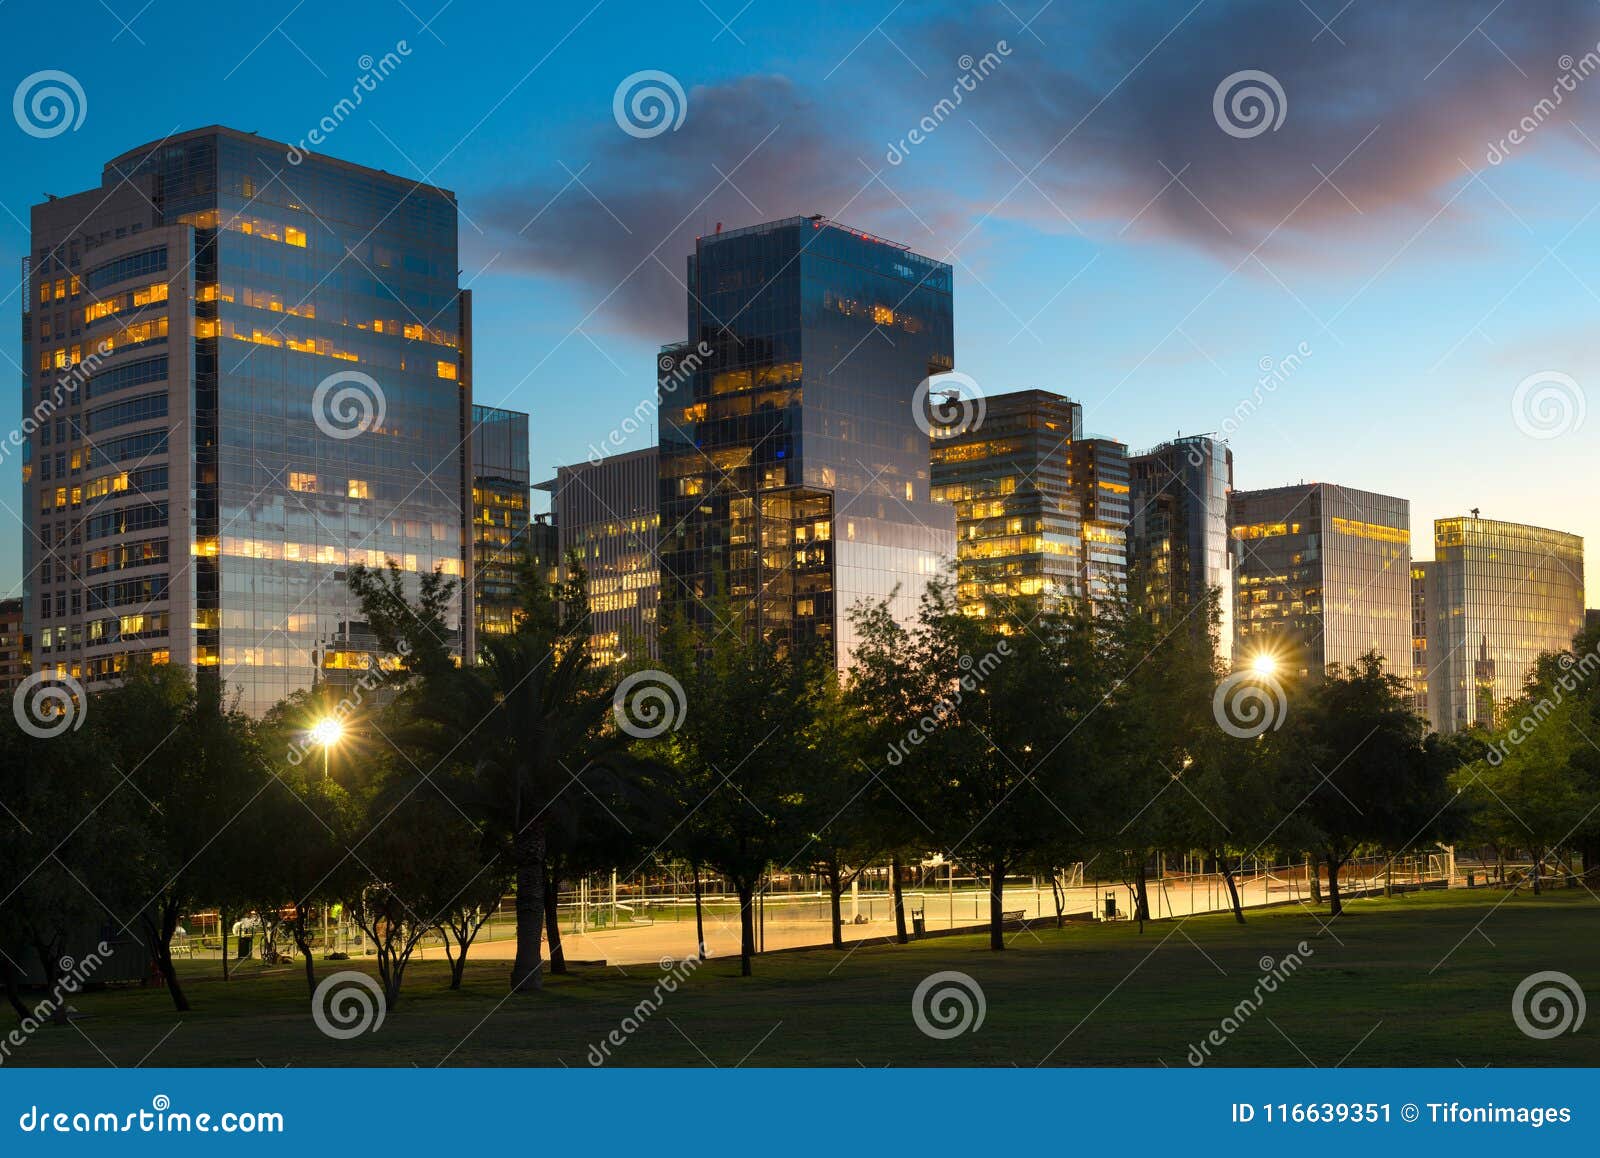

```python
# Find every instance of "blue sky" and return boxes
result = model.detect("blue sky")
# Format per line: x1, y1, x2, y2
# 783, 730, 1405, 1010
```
2, 0, 1596, 602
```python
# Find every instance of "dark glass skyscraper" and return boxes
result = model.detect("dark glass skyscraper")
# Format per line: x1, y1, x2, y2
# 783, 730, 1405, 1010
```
930, 389, 1084, 613
657, 217, 955, 666
471, 404, 531, 640
24, 127, 469, 713
543, 447, 659, 665
1070, 436, 1131, 612
1229, 482, 1411, 679
1128, 435, 1234, 650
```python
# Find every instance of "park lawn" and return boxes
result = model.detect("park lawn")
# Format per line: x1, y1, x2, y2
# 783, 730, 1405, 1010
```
6, 888, 1598, 1067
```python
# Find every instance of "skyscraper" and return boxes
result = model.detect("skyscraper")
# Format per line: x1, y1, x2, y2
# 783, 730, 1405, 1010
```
930, 389, 1084, 614
542, 447, 660, 664
1425, 515, 1585, 732
1068, 436, 1131, 612
23, 127, 470, 713
471, 404, 531, 640
1410, 561, 1431, 723
1229, 483, 1411, 678
1128, 435, 1234, 649
657, 216, 955, 667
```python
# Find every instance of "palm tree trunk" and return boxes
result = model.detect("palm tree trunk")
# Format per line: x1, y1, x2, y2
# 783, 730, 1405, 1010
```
544, 875, 566, 974
510, 820, 546, 993
692, 863, 706, 959
1220, 858, 1246, 924
828, 859, 844, 950
736, 881, 756, 976
890, 856, 908, 944
1327, 857, 1344, 917
988, 860, 1005, 951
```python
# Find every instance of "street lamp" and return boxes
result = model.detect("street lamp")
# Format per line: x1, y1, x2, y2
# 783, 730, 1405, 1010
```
309, 716, 343, 779
308, 715, 344, 955
1249, 653, 1279, 677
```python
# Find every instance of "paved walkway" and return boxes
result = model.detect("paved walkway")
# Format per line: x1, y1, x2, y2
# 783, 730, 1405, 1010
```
412, 868, 1400, 968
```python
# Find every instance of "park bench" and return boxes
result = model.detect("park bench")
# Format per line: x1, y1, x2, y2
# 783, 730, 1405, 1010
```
1001, 909, 1026, 922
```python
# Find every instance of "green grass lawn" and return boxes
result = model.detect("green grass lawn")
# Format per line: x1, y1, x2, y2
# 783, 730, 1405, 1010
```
8, 889, 1599, 1067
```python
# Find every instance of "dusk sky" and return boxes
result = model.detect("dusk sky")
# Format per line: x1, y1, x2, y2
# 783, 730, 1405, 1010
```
3, 0, 1596, 602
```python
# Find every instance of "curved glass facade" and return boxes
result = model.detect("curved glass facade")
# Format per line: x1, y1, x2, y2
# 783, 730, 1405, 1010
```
25, 128, 468, 713
658, 217, 955, 667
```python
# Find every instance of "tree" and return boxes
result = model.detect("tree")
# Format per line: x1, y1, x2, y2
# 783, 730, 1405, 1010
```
0, 706, 138, 1022
99, 667, 264, 1011
353, 559, 650, 994
1271, 653, 1453, 916
1457, 649, 1595, 893
656, 605, 817, 976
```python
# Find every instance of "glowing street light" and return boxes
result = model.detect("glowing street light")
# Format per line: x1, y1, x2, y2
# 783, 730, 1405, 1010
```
309, 717, 344, 779
1249, 654, 1279, 677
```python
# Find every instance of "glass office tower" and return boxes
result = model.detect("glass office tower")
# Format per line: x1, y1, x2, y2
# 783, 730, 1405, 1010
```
542, 447, 660, 664
657, 217, 955, 668
930, 390, 1084, 615
23, 127, 469, 714
471, 404, 531, 640
1128, 435, 1233, 651
1426, 516, 1585, 732
1069, 436, 1131, 611
1410, 561, 1431, 723
1229, 483, 1411, 678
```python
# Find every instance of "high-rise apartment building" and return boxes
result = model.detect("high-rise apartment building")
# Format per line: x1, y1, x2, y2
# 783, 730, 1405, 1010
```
657, 216, 955, 667
1069, 436, 1131, 611
1229, 483, 1411, 678
1128, 435, 1233, 649
1425, 515, 1585, 732
0, 597, 26, 698
543, 448, 659, 664
930, 390, 1084, 614
471, 404, 531, 640
1410, 561, 1431, 722
23, 128, 470, 713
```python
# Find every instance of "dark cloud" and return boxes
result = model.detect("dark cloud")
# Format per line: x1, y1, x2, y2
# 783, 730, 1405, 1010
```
941, 0, 1600, 254
476, 2, 1600, 332
476, 74, 966, 338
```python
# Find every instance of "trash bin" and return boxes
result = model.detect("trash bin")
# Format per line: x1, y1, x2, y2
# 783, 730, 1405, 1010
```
1104, 893, 1117, 920
910, 909, 926, 937
236, 934, 253, 959
1467, 872, 1475, 888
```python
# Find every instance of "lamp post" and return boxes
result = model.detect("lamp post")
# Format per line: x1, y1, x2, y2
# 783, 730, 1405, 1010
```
309, 716, 344, 950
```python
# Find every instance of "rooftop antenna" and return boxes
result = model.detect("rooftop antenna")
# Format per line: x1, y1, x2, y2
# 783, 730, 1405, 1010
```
1470, 507, 1480, 519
